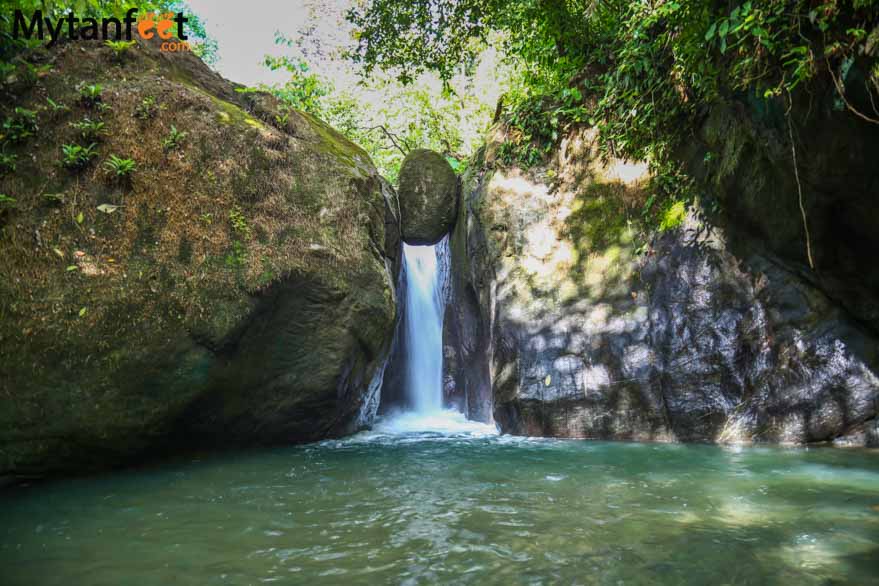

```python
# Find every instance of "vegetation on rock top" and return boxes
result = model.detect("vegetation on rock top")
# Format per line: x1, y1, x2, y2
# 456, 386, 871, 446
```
348, 0, 879, 236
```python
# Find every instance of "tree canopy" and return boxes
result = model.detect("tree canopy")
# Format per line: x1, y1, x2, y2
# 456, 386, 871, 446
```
347, 0, 879, 166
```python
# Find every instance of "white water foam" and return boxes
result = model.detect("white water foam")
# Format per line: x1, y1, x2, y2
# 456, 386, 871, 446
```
375, 409, 498, 436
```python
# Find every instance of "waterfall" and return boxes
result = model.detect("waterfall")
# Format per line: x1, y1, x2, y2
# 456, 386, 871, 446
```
403, 239, 445, 414
374, 235, 495, 436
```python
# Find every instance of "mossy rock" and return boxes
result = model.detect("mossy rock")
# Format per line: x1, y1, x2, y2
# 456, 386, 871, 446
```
397, 149, 458, 244
0, 36, 400, 479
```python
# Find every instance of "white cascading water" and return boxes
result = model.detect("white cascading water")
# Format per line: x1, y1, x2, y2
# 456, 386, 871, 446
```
374, 236, 497, 436
403, 241, 445, 413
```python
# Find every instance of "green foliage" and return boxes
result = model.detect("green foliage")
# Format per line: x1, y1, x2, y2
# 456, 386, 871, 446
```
2, 107, 38, 144
0, 152, 17, 174
104, 40, 136, 61
659, 200, 687, 231
446, 155, 468, 175
226, 206, 250, 267
135, 96, 158, 120
61, 143, 98, 170
228, 206, 251, 239
345, 0, 878, 251
261, 53, 328, 116
79, 84, 103, 107
70, 117, 106, 142
104, 154, 136, 177
162, 124, 187, 151
498, 85, 589, 166
347, 0, 593, 86
225, 240, 247, 267
2, 59, 52, 90
0, 193, 16, 216
322, 80, 473, 181
257, 32, 487, 182
45, 97, 69, 113
43, 192, 66, 205
349, 0, 879, 180
183, 8, 219, 66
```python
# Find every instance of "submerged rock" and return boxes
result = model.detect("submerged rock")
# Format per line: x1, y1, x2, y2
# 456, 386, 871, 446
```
0, 37, 401, 477
397, 149, 458, 244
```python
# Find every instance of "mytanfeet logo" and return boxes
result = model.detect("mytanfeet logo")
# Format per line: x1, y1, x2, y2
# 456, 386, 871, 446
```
12, 8, 191, 52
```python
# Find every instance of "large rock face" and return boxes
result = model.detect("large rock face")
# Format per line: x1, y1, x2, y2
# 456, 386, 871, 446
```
446, 119, 879, 444
679, 81, 879, 332
397, 149, 458, 244
0, 38, 401, 478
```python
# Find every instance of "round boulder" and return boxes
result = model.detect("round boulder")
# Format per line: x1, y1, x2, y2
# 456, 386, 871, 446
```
397, 149, 458, 244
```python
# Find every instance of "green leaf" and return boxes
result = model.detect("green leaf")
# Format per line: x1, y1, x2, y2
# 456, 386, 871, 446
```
66, 265, 78, 271
705, 22, 717, 41
75, 211, 84, 224
97, 204, 120, 214
78, 307, 87, 317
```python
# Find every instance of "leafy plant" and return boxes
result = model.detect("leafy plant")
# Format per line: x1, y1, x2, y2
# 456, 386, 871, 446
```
104, 40, 136, 61
0, 152, 16, 174
1, 106, 38, 143
162, 124, 187, 151
61, 143, 98, 170
260, 55, 328, 115
70, 117, 106, 142
135, 96, 158, 120
0, 193, 16, 218
15, 61, 52, 88
43, 192, 66, 205
45, 97, 68, 113
104, 154, 136, 178
96, 203, 121, 214
225, 239, 247, 267
229, 206, 251, 238
659, 200, 687, 232
79, 84, 103, 107
225, 206, 250, 264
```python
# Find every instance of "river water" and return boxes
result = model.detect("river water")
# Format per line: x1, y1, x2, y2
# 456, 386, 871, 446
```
1, 428, 878, 585
3, 242, 877, 585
